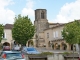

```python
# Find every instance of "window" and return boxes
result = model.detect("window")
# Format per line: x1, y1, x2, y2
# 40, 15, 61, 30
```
47, 33, 49, 38
3, 32, 6, 39
41, 11, 44, 19
53, 32, 56, 38
56, 31, 58, 37
53, 31, 58, 38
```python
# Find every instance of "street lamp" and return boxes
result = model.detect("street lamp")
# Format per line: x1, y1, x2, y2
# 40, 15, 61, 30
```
50, 41, 53, 49
73, 44, 75, 60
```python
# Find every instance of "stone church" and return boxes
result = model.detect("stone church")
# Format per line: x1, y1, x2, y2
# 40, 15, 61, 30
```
34, 9, 49, 47
32, 9, 76, 51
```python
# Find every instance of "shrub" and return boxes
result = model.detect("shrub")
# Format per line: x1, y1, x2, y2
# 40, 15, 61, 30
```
52, 44, 54, 49
63, 52, 70, 55
40, 52, 53, 55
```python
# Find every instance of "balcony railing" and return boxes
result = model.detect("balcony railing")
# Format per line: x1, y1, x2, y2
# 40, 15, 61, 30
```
51, 37, 63, 41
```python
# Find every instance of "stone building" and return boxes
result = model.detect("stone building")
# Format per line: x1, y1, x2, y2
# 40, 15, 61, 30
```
1, 9, 76, 51
34, 9, 49, 47
1, 24, 14, 49
33, 9, 76, 51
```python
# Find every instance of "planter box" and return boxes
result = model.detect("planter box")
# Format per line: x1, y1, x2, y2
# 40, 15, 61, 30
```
63, 53, 79, 60
28, 55, 47, 60
25, 54, 65, 60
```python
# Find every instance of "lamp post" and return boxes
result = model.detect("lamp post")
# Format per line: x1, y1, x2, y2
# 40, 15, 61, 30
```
50, 41, 53, 49
73, 44, 75, 60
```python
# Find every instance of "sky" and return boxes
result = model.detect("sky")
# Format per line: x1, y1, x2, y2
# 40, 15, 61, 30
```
0, 0, 80, 25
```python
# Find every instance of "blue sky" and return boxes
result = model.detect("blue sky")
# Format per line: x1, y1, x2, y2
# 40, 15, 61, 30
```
0, 0, 80, 24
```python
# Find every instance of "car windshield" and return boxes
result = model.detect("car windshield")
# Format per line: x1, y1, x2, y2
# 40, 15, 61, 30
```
6, 53, 22, 59
27, 48, 36, 51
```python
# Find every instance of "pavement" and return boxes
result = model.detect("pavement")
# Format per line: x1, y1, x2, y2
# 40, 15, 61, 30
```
36, 47, 78, 54
0, 47, 78, 54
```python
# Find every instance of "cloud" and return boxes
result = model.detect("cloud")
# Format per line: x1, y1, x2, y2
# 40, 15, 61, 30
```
0, 0, 15, 24
21, 0, 35, 23
53, 0, 80, 23
22, 8, 34, 17
0, 0, 14, 8
26, 0, 34, 8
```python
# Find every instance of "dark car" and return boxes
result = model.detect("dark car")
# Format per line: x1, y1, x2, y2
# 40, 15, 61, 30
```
3, 46, 10, 51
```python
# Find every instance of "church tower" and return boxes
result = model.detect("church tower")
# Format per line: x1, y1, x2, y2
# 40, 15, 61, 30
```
34, 9, 49, 33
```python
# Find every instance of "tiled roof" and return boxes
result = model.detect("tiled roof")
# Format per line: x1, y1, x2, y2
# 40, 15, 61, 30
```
51, 23, 65, 28
44, 23, 65, 31
49, 23, 64, 25
4, 24, 13, 29
49, 23, 59, 25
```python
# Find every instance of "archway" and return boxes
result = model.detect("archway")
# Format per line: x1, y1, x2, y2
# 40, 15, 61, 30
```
71, 44, 73, 50
61, 42, 67, 50
28, 40, 34, 47
3, 42, 10, 46
55, 43, 59, 50
41, 11, 45, 19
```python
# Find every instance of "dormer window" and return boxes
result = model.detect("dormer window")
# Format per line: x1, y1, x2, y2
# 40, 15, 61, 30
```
41, 11, 44, 19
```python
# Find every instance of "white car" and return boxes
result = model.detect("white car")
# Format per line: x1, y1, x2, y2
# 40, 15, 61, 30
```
13, 45, 20, 51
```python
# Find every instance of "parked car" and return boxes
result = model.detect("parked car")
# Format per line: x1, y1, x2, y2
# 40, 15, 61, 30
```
22, 47, 40, 54
3, 46, 10, 51
13, 45, 21, 51
0, 51, 25, 60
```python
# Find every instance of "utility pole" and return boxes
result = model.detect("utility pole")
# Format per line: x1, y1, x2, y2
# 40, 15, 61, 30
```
73, 44, 75, 60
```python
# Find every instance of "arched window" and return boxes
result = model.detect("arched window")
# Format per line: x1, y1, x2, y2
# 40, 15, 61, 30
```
41, 11, 44, 19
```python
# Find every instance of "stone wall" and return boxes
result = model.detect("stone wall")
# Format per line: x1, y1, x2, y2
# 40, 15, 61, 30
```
25, 53, 79, 60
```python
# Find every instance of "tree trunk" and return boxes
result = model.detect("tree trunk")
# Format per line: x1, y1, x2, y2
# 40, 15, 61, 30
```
78, 44, 80, 60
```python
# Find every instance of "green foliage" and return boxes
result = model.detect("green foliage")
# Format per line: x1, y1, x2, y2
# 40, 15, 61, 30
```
40, 52, 53, 55
52, 44, 54, 49
63, 52, 70, 55
0, 24, 4, 42
0, 43, 3, 50
12, 14, 35, 45
62, 20, 80, 44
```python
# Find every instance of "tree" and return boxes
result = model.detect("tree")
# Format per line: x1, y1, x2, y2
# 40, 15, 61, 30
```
62, 20, 80, 59
0, 24, 4, 42
12, 14, 35, 46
